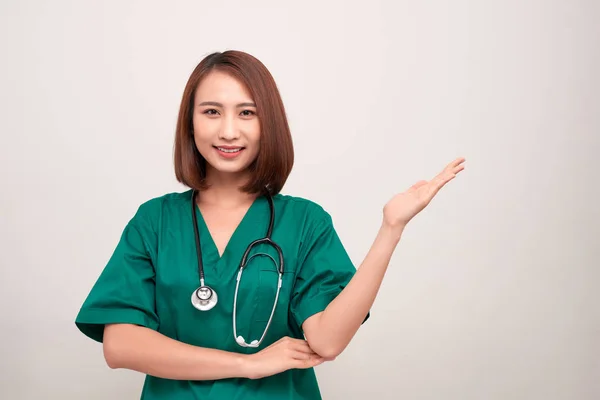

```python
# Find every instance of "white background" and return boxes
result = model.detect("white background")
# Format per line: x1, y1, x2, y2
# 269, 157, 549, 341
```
1, 0, 599, 399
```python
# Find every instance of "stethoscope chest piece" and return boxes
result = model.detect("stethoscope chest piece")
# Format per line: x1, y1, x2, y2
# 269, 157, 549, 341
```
191, 285, 218, 311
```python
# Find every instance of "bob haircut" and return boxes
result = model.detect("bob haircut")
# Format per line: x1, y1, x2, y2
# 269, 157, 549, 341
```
173, 50, 294, 195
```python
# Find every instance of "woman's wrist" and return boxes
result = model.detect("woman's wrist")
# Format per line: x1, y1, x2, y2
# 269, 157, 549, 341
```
379, 220, 405, 243
237, 353, 254, 379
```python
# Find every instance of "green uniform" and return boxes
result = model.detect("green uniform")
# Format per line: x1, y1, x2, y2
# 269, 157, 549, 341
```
75, 189, 368, 399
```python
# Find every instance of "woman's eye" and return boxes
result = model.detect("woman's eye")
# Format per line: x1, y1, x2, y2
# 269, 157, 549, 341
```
202, 109, 255, 117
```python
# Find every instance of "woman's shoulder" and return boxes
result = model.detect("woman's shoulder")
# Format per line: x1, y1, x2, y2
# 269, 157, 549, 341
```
137, 189, 192, 210
274, 192, 333, 224
129, 189, 193, 226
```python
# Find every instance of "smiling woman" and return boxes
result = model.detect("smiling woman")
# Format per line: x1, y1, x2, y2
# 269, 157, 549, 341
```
74, 49, 465, 400
192, 71, 261, 174
173, 51, 294, 195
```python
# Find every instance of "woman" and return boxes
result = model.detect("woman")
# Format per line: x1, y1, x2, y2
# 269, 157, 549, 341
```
75, 50, 465, 399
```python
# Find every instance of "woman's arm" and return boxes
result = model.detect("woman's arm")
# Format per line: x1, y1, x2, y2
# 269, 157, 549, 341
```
302, 157, 465, 358
301, 222, 402, 358
103, 324, 248, 380
103, 323, 325, 380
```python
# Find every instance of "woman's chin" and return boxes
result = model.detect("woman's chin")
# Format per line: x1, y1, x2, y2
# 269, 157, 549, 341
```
206, 162, 252, 180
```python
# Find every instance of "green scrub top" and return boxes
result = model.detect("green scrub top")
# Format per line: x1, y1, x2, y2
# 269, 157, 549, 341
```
75, 189, 368, 399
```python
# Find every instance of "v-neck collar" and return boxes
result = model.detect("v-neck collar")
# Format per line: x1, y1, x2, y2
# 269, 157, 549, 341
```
193, 194, 269, 280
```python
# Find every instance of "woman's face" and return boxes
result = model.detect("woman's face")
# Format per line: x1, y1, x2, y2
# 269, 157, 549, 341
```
192, 70, 260, 180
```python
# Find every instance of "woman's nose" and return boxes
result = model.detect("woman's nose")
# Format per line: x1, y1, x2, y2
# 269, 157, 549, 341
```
219, 116, 240, 140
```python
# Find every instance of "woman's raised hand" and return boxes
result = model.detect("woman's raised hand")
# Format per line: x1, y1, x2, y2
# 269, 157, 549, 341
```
383, 157, 466, 229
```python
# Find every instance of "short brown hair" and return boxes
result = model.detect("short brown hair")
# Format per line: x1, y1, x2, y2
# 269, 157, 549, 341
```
173, 50, 294, 195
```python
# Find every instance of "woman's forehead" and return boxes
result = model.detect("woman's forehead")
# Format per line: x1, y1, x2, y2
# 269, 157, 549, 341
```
195, 70, 254, 105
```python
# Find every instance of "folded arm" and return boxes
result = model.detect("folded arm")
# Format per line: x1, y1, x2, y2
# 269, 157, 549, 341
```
103, 323, 248, 380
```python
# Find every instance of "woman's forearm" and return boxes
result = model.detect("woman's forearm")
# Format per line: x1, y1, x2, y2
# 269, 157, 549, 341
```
103, 323, 248, 380
305, 222, 404, 358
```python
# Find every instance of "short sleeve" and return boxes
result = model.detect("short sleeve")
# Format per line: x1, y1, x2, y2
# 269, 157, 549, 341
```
75, 205, 159, 343
290, 208, 370, 330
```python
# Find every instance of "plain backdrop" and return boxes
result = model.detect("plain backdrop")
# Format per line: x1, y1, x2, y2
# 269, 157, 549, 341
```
1, 1, 599, 399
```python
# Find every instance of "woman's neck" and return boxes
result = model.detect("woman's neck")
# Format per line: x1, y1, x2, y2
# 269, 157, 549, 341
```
199, 168, 257, 209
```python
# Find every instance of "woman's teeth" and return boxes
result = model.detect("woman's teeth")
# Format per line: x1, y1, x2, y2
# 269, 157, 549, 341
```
217, 147, 242, 153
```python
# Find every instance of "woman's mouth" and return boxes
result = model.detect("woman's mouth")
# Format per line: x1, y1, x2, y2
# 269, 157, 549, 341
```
214, 146, 245, 158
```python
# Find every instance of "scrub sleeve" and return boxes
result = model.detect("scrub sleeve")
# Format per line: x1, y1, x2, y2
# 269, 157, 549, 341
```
290, 209, 370, 330
75, 204, 158, 342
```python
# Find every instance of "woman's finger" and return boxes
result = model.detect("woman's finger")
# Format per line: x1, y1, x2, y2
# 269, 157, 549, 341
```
448, 157, 466, 169
290, 349, 314, 360
408, 180, 428, 192
439, 157, 465, 180
290, 340, 317, 354
426, 172, 455, 198
294, 354, 324, 369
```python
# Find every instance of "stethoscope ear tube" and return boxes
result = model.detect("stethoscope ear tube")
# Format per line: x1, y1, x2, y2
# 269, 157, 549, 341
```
239, 237, 284, 275
191, 190, 205, 283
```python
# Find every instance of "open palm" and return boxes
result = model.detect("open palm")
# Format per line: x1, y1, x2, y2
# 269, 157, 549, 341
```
383, 157, 466, 228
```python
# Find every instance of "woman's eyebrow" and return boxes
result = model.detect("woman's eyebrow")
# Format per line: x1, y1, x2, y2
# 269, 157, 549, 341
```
198, 101, 256, 107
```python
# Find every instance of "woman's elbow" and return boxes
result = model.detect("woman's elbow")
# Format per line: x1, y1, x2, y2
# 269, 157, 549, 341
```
103, 325, 126, 369
309, 340, 344, 360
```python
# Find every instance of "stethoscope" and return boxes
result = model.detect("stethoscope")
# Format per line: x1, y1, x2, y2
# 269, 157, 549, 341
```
190, 190, 284, 348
